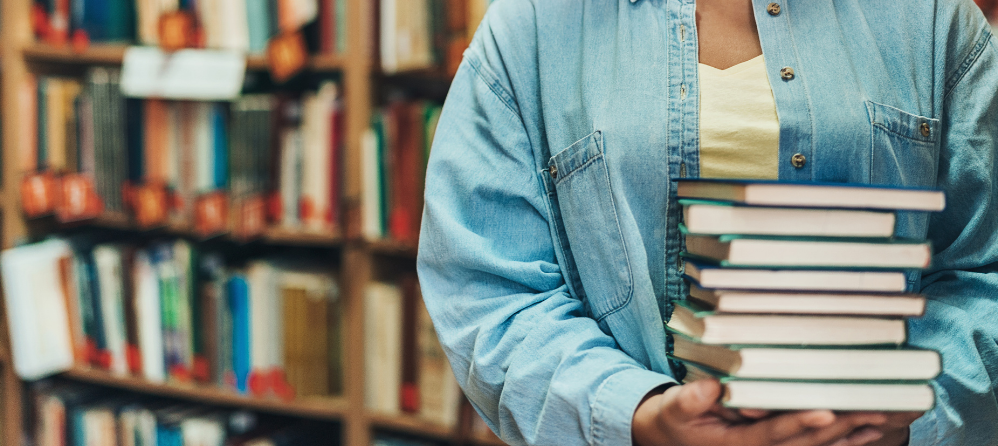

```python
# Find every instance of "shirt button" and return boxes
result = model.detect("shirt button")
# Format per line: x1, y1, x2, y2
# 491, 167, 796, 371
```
780, 66, 795, 80
550, 165, 559, 179
767, 2, 781, 15
791, 153, 807, 168
920, 122, 931, 137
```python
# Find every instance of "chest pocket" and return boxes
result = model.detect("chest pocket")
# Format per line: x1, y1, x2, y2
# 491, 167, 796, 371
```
548, 131, 633, 321
866, 100, 940, 188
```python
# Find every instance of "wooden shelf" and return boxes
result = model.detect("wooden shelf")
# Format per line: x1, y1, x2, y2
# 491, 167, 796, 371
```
61, 368, 349, 420
263, 227, 342, 247
473, 430, 506, 446
366, 239, 418, 258
23, 43, 129, 65
366, 411, 456, 440
23, 43, 347, 72
38, 213, 342, 248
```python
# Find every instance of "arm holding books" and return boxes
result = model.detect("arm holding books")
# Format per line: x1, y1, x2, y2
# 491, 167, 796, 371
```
906, 8, 998, 446
418, 6, 898, 446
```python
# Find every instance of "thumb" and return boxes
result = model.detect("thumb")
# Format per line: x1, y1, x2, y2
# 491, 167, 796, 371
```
666, 379, 722, 421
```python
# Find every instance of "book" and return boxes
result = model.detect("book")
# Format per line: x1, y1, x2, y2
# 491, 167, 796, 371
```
683, 260, 909, 292
676, 179, 945, 211
680, 199, 897, 237
721, 379, 935, 412
687, 283, 925, 316
670, 335, 941, 380
365, 281, 403, 414
682, 234, 932, 269
666, 301, 907, 346
0, 240, 76, 380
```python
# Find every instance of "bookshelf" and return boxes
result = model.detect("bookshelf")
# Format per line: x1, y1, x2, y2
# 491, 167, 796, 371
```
0, 1, 500, 446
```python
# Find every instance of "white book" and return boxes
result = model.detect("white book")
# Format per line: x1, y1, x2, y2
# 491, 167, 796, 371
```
195, 102, 215, 193
301, 84, 337, 232
0, 240, 75, 380
676, 179, 945, 211
134, 250, 165, 383
93, 245, 129, 376
361, 128, 382, 239
280, 128, 304, 228
365, 281, 402, 414
687, 283, 925, 316
217, 0, 250, 51
672, 335, 941, 380
247, 261, 280, 393
681, 200, 897, 237
721, 380, 935, 412
667, 301, 907, 346
684, 234, 932, 269
417, 293, 461, 428
684, 261, 908, 293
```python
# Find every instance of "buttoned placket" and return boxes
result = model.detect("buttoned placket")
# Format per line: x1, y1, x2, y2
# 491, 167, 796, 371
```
751, 0, 814, 180
663, 0, 700, 325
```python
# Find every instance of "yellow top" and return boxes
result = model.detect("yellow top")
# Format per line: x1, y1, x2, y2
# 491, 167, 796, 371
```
698, 55, 780, 180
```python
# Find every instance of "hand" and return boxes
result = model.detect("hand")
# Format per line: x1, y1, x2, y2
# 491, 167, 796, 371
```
862, 412, 923, 446
632, 379, 890, 446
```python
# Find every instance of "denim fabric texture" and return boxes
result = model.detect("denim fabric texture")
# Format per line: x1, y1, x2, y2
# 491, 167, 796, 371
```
416, 0, 998, 445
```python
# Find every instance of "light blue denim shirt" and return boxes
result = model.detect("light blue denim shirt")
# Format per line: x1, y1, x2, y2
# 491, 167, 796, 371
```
417, 1, 998, 445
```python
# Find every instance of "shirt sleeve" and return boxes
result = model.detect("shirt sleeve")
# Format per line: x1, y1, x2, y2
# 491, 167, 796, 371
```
910, 15, 998, 446
415, 13, 675, 446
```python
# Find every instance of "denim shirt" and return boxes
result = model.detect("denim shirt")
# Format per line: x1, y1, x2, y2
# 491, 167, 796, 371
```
416, 0, 998, 445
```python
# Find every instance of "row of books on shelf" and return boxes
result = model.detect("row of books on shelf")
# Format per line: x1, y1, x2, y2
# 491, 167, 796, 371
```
361, 100, 442, 244
33, 0, 346, 55
365, 276, 462, 428
667, 179, 945, 411
22, 68, 344, 236
380, 0, 490, 75
2, 238, 343, 401
32, 381, 335, 446
2, 237, 464, 429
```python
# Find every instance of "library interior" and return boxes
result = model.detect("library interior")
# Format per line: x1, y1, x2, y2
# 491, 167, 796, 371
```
3, 1, 998, 446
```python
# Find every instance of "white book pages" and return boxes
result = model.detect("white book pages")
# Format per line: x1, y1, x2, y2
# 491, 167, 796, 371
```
0, 240, 75, 380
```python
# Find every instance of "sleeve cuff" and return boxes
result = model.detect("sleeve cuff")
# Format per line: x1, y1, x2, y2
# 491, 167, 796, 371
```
590, 368, 677, 446
907, 405, 940, 446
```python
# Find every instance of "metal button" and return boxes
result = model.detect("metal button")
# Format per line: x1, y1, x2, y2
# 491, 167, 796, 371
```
791, 153, 807, 168
920, 122, 931, 137
780, 66, 795, 80
767, 2, 781, 15
550, 165, 558, 179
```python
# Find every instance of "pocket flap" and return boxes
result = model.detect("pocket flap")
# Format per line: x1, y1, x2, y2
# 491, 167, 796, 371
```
866, 101, 939, 143
550, 131, 603, 182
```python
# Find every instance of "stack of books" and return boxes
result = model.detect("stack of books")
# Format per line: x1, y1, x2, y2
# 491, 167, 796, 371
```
667, 179, 945, 412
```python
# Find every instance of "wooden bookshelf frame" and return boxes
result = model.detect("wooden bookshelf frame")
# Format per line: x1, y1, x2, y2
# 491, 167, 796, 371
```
0, 0, 487, 445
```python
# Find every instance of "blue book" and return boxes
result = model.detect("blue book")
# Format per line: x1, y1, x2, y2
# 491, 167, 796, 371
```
246, 0, 271, 54
228, 275, 250, 394
211, 104, 229, 190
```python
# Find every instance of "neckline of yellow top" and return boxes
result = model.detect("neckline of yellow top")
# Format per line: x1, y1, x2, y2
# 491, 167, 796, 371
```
699, 54, 766, 76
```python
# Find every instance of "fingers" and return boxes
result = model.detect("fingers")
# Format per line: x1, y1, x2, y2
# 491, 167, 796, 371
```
664, 379, 723, 421
739, 408, 771, 419
724, 410, 837, 445
826, 427, 884, 446
772, 413, 886, 446
880, 411, 924, 428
